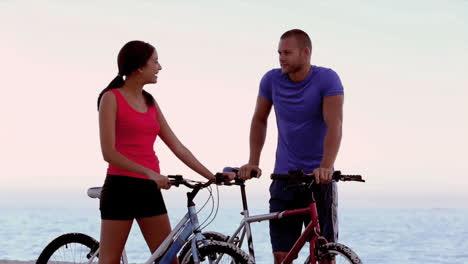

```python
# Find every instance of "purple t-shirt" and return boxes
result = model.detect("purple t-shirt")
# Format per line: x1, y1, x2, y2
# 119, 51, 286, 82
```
260, 66, 343, 198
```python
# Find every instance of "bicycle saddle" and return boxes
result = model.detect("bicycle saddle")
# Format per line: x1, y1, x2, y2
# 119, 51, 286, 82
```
87, 187, 102, 199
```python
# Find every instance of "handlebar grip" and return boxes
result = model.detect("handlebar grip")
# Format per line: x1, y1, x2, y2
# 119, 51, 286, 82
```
168, 175, 183, 186
214, 173, 231, 185
332, 171, 342, 180
168, 175, 183, 180
251, 170, 258, 178
271, 170, 360, 181
341, 175, 365, 182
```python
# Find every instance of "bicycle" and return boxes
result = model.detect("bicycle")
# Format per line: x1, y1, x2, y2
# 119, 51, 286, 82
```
179, 169, 365, 264
36, 174, 253, 264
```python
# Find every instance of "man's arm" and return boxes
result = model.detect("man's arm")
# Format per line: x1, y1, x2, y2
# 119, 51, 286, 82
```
239, 95, 272, 179
313, 94, 344, 183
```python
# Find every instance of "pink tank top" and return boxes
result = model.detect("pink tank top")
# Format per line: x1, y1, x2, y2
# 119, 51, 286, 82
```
107, 89, 160, 179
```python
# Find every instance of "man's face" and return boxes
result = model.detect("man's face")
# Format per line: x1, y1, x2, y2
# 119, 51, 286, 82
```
278, 37, 308, 74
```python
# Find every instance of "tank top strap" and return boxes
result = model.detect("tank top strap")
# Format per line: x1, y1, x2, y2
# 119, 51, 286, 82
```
111, 89, 133, 112
110, 89, 125, 104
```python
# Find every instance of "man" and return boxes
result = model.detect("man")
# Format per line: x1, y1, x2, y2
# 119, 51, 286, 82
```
239, 29, 344, 264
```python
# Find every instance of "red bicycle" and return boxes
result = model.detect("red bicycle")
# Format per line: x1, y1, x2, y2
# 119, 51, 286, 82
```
269, 170, 364, 263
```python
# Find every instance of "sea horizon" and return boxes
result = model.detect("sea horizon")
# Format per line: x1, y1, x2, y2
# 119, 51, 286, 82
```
1, 205, 467, 263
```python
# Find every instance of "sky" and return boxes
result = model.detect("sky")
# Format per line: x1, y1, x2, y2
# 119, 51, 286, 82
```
1, 0, 467, 209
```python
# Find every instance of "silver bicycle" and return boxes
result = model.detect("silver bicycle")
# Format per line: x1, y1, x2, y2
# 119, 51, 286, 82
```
36, 175, 253, 264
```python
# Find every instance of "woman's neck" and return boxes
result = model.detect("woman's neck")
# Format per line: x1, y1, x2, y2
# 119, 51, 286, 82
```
120, 76, 145, 97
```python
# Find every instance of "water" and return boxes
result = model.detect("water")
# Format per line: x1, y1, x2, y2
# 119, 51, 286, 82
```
1, 205, 467, 264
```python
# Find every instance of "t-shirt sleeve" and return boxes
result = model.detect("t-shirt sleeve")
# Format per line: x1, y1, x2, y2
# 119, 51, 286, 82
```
321, 69, 344, 97
259, 70, 273, 101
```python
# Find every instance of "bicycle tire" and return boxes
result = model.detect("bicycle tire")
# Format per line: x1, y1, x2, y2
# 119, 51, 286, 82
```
180, 240, 253, 264
178, 231, 228, 262
36, 233, 99, 264
304, 242, 362, 264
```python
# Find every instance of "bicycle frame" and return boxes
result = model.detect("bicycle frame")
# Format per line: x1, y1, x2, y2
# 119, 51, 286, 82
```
226, 181, 324, 264
86, 186, 210, 264
281, 203, 322, 264
148, 204, 206, 264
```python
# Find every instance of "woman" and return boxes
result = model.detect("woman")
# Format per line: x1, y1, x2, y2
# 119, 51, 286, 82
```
97, 40, 222, 264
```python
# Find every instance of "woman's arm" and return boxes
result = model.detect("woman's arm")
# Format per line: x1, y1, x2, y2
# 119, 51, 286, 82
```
99, 92, 169, 189
154, 100, 214, 180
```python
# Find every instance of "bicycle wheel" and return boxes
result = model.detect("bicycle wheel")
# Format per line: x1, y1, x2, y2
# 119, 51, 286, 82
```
36, 233, 99, 264
178, 231, 228, 262
180, 240, 253, 264
304, 242, 362, 264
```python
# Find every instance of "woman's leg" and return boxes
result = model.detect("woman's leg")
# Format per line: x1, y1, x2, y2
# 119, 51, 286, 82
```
137, 214, 178, 264
98, 219, 133, 264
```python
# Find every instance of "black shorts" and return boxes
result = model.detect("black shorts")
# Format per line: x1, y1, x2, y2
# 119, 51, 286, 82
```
269, 182, 338, 252
99, 175, 167, 220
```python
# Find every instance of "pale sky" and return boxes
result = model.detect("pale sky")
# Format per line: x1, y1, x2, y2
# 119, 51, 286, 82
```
1, 0, 467, 209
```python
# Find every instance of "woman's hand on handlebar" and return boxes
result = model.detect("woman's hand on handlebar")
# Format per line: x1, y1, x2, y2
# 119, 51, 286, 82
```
222, 171, 237, 181
146, 170, 171, 190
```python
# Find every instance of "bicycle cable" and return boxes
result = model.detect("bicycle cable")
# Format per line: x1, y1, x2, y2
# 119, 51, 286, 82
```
199, 184, 220, 231
197, 184, 216, 229
196, 184, 213, 214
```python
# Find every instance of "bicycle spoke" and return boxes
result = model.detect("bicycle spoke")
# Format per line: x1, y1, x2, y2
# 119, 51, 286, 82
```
46, 242, 98, 264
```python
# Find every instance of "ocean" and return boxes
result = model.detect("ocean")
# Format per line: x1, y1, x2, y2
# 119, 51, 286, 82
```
1, 203, 468, 263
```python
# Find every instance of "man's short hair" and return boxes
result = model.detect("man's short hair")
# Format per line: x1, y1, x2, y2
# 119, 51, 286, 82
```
280, 29, 312, 50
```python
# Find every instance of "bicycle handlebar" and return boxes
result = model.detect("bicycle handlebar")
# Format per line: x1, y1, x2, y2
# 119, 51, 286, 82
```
216, 167, 258, 186
167, 175, 213, 189
271, 170, 365, 183
166, 173, 241, 188
167, 167, 258, 189
167, 169, 364, 190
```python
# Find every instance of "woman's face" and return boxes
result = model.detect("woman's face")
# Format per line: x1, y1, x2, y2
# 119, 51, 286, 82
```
140, 50, 162, 84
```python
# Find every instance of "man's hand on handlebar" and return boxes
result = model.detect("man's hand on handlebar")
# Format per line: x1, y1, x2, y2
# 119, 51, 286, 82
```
239, 164, 262, 180
308, 167, 333, 184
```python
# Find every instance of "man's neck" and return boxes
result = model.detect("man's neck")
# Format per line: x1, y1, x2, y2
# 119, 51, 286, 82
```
288, 64, 312, 83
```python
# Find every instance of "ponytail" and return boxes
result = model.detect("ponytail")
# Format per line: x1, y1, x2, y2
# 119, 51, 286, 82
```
97, 75, 125, 110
